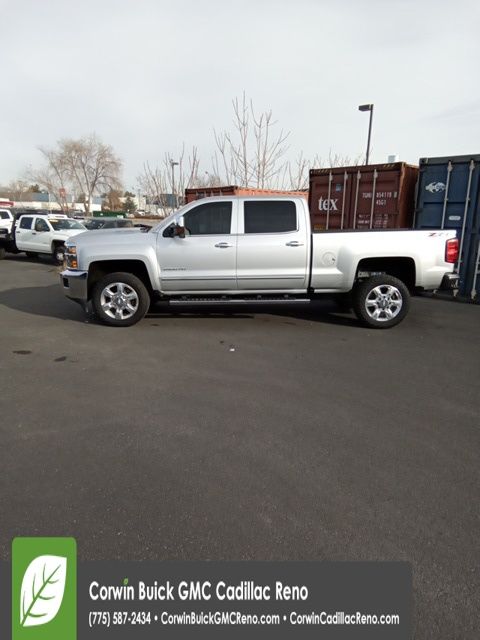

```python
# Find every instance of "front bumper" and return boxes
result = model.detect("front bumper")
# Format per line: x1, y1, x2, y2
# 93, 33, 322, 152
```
440, 272, 459, 290
60, 269, 88, 302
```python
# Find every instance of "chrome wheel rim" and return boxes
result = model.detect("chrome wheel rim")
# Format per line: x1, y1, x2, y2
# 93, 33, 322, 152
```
365, 284, 403, 322
100, 282, 139, 320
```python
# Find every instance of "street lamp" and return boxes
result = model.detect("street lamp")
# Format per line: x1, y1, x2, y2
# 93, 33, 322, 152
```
358, 103, 374, 165
170, 160, 179, 208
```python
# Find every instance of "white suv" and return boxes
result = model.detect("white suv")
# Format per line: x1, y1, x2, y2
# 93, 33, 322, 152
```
15, 214, 86, 263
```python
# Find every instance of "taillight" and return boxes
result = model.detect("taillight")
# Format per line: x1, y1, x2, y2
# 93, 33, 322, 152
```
445, 238, 459, 263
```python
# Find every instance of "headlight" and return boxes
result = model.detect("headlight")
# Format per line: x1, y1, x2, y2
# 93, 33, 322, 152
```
64, 243, 78, 269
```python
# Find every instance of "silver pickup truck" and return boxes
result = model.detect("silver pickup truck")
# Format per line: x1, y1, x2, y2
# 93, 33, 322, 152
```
61, 196, 458, 328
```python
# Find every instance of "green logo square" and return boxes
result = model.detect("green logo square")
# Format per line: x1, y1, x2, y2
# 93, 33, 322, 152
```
12, 537, 77, 640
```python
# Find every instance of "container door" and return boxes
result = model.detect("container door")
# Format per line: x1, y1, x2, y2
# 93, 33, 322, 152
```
350, 168, 403, 229
415, 156, 480, 295
236, 199, 309, 290
309, 171, 351, 231
157, 200, 237, 292
415, 159, 476, 231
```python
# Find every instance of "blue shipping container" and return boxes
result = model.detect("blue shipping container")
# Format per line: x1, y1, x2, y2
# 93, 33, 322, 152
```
414, 154, 480, 299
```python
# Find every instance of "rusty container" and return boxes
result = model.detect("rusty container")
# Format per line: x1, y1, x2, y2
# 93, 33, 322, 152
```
185, 186, 308, 204
308, 162, 418, 231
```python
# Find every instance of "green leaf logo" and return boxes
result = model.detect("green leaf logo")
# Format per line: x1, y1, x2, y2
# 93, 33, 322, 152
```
20, 555, 67, 627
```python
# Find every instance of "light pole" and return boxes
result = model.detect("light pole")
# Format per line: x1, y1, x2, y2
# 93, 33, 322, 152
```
358, 103, 374, 165
170, 160, 179, 209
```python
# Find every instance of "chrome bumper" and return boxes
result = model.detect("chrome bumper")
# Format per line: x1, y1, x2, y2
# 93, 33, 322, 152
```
60, 269, 88, 302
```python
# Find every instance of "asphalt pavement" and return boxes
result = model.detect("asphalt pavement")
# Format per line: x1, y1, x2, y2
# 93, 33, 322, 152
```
0, 255, 479, 638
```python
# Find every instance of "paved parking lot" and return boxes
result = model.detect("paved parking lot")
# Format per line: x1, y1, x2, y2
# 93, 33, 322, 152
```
0, 255, 479, 638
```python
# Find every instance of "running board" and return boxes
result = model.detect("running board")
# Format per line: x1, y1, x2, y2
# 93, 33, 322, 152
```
169, 298, 311, 306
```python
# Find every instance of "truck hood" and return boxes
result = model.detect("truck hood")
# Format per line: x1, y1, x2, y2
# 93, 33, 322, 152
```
56, 229, 86, 240
73, 228, 152, 250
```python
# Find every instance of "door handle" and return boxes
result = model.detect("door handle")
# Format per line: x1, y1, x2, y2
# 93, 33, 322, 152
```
286, 240, 303, 247
214, 242, 233, 248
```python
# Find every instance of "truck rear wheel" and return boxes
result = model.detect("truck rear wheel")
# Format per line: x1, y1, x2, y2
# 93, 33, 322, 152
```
92, 272, 150, 327
0, 247, 5, 260
352, 275, 410, 329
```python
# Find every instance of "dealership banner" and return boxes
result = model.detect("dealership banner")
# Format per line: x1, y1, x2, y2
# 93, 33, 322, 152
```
1, 539, 412, 639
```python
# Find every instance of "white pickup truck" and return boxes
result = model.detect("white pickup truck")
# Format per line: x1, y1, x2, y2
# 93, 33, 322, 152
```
10, 213, 86, 263
61, 196, 458, 328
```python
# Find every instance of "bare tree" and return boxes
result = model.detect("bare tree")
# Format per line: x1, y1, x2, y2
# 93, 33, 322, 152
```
213, 93, 290, 189
29, 134, 123, 215
137, 145, 201, 217
27, 150, 71, 210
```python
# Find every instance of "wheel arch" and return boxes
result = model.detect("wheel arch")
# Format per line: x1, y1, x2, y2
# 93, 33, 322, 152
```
355, 256, 416, 291
87, 259, 153, 298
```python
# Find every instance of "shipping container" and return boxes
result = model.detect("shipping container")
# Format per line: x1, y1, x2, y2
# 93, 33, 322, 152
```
414, 154, 480, 298
308, 162, 418, 231
184, 186, 308, 204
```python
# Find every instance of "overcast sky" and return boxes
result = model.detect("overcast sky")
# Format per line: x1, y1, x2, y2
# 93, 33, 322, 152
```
2, 0, 479, 188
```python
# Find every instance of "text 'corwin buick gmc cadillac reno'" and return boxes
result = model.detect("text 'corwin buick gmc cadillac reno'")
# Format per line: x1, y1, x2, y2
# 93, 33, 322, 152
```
60, 196, 459, 328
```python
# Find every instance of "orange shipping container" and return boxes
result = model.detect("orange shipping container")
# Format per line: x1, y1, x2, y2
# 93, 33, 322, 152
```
308, 162, 418, 231
185, 185, 308, 204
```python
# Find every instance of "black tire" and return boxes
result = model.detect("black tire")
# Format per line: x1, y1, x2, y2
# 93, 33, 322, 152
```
92, 272, 150, 327
52, 243, 65, 264
352, 275, 410, 329
0, 246, 6, 260
26, 252, 38, 259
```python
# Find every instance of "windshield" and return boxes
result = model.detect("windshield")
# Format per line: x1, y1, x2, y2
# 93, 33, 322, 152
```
84, 219, 105, 229
49, 219, 85, 230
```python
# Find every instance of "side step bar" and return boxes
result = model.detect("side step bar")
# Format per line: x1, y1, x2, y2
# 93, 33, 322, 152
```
169, 298, 311, 306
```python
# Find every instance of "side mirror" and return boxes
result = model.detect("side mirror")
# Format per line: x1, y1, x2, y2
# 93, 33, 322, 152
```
173, 224, 185, 238
163, 216, 187, 238
173, 216, 186, 238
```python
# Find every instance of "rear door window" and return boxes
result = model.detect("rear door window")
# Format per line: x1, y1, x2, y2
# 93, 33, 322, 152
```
20, 217, 33, 229
244, 201, 297, 233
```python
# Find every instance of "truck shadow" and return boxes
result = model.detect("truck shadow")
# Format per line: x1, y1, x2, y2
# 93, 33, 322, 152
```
0, 285, 86, 322
147, 301, 359, 327
5, 254, 58, 266
0, 286, 359, 327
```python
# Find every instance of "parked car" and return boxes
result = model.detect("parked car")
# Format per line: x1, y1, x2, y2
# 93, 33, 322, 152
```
83, 218, 134, 230
61, 196, 458, 328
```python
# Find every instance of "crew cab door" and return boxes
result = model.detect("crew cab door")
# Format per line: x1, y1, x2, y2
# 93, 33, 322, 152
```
236, 199, 309, 290
31, 217, 52, 251
157, 200, 237, 292
15, 216, 35, 249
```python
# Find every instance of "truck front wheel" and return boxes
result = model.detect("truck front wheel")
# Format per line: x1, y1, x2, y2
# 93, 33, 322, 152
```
52, 243, 65, 264
352, 275, 410, 329
92, 272, 150, 327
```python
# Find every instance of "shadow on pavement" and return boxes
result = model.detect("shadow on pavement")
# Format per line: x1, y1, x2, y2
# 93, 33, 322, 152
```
0, 285, 86, 322
147, 300, 360, 327
0, 285, 360, 328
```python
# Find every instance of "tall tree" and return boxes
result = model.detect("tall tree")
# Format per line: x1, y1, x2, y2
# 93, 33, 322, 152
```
30, 134, 123, 215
